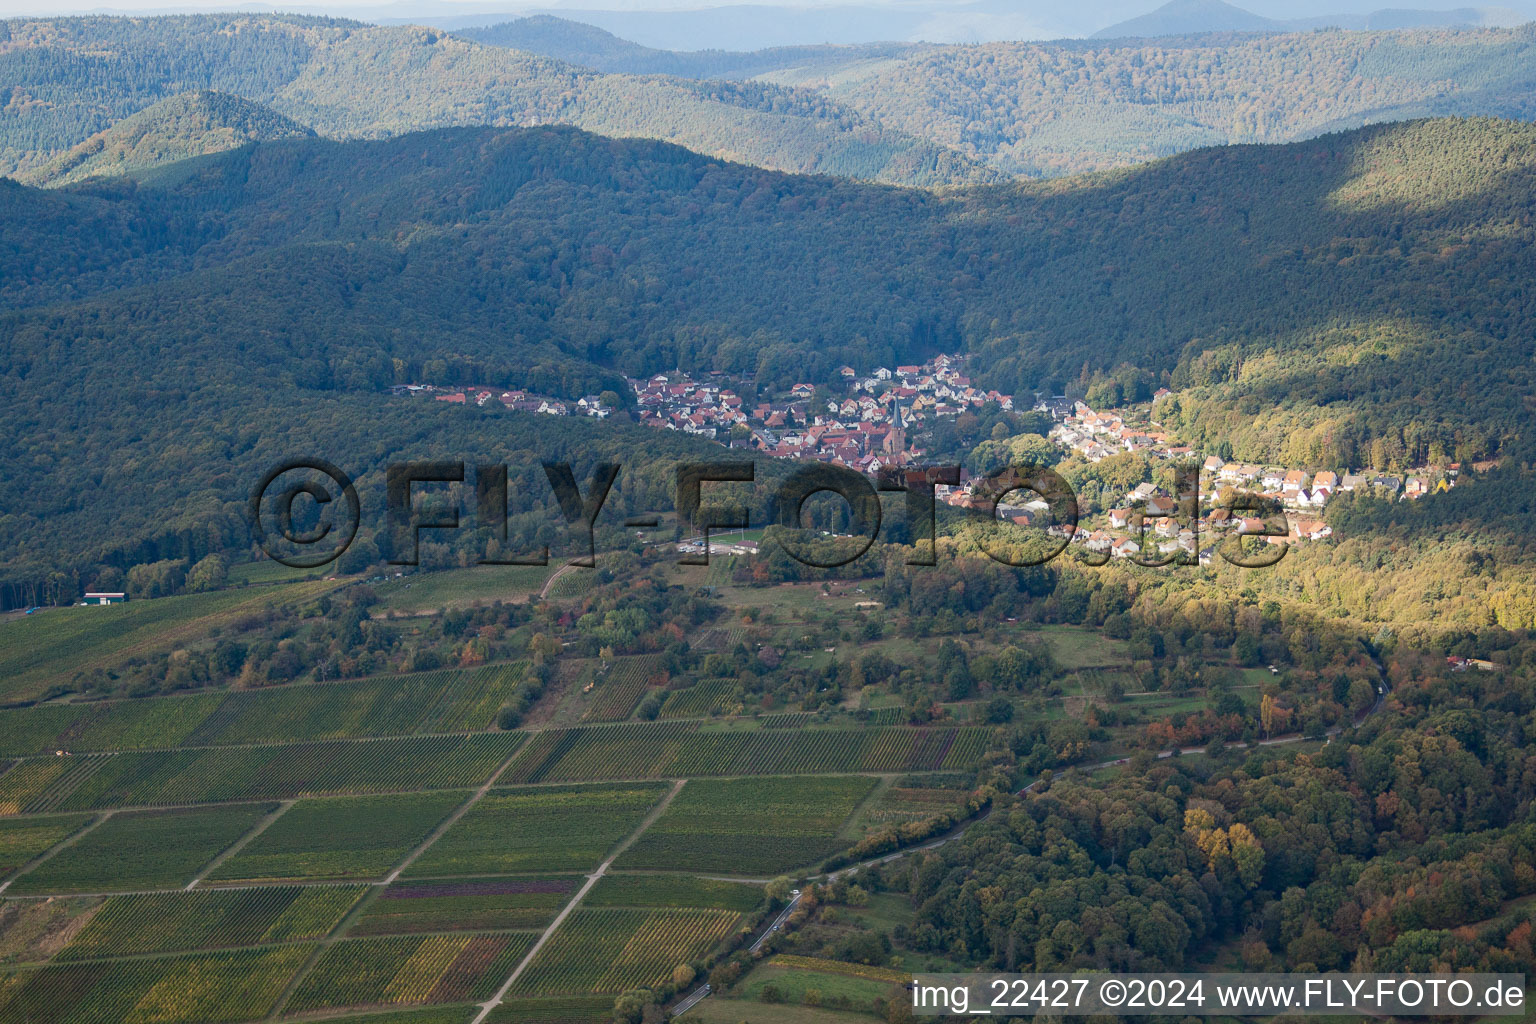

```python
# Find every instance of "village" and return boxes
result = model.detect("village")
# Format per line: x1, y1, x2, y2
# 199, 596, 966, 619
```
391, 356, 1476, 565
1043, 389, 1475, 563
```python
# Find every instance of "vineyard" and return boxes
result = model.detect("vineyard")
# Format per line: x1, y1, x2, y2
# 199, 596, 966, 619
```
0, 732, 523, 814
486, 996, 612, 1023
8, 803, 274, 894
0, 944, 313, 1023
581, 655, 666, 723
619, 776, 878, 874
285, 932, 532, 1013
657, 679, 737, 719
0, 694, 226, 758
586, 874, 764, 913
405, 783, 669, 877
509, 908, 740, 996
501, 723, 990, 783
0, 662, 529, 757
209, 791, 467, 882
352, 876, 583, 935
855, 785, 972, 833
0, 813, 91, 881
55, 886, 364, 959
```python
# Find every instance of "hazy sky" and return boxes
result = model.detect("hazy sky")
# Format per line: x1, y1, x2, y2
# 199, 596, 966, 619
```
9, 0, 1524, 15
3, 0, 1530, 45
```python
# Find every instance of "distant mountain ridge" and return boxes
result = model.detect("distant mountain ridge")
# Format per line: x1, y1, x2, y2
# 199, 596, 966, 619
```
460, 15, 915, 78
1093, 0, 1525, 38
0, 15, 995, 188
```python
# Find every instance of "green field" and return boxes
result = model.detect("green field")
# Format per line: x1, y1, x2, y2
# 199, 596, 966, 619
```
0, 814, 91, 882
739, 962, 897, 1014
8, 803, 274, 894
586, 874, 764, 913
373, 566, 553, 613
619, 776, 877, 874
286, 932, 533, 1013
509, 908, 740, 996
679, 997, 879, 1024
352, 876, 582, 935
0, 583, 340, 702
54, 885, 364, 959
209, 791, 467, 882
406, 783, 669, 877
0, 944, 313, 1023
1031, 625, 1132, 670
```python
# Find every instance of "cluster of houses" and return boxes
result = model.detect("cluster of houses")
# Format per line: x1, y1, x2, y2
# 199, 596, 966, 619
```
389, 384, 613, 418
1041, 396, 1475, 559
627, 356, 1017, 473
390, 373, 1477, 567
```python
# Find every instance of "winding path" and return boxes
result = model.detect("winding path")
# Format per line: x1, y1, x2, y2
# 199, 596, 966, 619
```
670, 662, 1391, 1017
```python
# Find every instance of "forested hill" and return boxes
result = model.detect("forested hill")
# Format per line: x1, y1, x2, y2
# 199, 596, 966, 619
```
3, 117, 1536, 586
450, 17, 1536, 177
798, 24, 1536, 176
6, 16, 1536, 190
21, 91, 315, 188
459, 15, 915, 79
0, 15, 992, 187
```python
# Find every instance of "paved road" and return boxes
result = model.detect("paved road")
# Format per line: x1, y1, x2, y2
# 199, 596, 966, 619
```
669, 662, 1391, 1019
749, 891, 803, 954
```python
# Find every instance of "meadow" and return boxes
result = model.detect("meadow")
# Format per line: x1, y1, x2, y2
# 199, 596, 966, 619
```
618, 776, 878, 874
209, 791, 468, 882
8, 804, 274, 894
371, 565, 553, 614
404, 783, 669, 877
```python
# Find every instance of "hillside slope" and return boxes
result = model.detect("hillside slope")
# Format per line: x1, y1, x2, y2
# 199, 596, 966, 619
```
0, 15, 993, 187
794, 24, 1536, 175
2, 117, 1535, 588
21, 91, 315, 188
